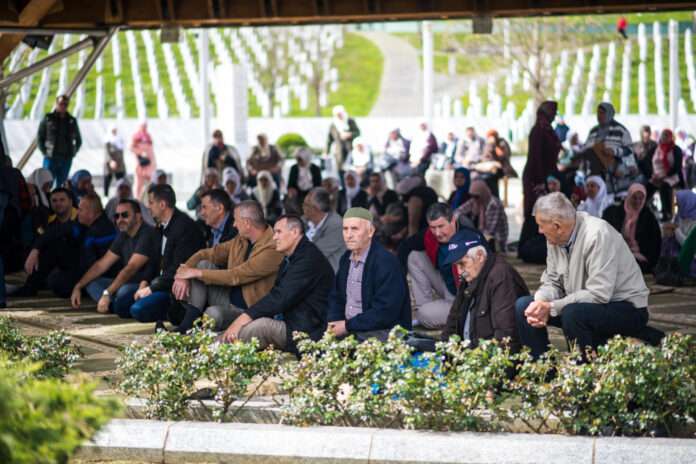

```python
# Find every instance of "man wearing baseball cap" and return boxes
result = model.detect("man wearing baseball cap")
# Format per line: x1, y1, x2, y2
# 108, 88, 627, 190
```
440, 229, 527, 354
326, 207, 412, 342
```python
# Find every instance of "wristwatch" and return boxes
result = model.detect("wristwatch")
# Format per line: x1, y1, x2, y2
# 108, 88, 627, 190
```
550, 301, 558, 317
102, 289, 111, 298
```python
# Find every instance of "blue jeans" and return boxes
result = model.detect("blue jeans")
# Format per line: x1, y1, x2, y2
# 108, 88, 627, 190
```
43, 157, 73, 187
130, 291, 171, 322
85, 277, 140, 319
515, 296, 649, 359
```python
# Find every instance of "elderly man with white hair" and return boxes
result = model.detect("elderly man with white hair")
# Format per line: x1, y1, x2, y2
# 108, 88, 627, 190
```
440, 229, 528, 353
515, 193, 664, 360
326, 207, 411, 342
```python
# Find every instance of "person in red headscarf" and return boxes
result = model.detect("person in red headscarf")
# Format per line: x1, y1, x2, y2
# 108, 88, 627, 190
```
603, 183, 661, 274
647, 128, 685, 221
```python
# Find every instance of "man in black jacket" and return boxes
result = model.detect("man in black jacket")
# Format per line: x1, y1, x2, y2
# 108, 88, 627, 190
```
130, 184, 205, 322
37, 95, 82, 187
200, 188, 237, 247
220, 214, 334, 356
13, 193, 118, 297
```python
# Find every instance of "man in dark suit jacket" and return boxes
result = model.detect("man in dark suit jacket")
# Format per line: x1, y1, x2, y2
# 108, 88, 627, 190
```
220, 214, 335, 356
200, 188, 237, 247
130, 184, 205, 322
326, 208, 411, 342
303, 187, 347, 272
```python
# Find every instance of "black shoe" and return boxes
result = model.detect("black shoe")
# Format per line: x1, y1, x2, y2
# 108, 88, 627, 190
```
154, 319, 169, 333
174, 305, 203, 335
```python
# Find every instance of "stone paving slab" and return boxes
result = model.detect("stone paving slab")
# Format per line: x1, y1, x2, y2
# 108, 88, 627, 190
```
77, 419, 696, 464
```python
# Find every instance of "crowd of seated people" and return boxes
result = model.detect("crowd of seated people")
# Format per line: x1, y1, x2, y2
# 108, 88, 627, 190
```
2, 107, 694, 365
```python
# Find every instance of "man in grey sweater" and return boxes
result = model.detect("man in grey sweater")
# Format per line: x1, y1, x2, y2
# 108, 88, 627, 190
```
515, 192, 663, 359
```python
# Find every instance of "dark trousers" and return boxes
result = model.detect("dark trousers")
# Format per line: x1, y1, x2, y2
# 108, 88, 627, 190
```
25, 241, 81, 297
645, 181, 674, 218
514, 296, 649, 359
104, 172, 125, 197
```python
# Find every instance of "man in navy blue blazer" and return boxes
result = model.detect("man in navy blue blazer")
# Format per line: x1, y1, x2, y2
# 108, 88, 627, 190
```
327, 207, 412, 342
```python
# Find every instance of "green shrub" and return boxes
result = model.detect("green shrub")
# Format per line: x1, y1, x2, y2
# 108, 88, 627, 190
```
0, 317, 82, 379
0, 357, 120, 464
116, 318, 280, 421
275, 133, 308, 158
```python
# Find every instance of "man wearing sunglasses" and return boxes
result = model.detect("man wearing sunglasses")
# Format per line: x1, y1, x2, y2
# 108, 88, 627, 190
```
70, 199, 156, 316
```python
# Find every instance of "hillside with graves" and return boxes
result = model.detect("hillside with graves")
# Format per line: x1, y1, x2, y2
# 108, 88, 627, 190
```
3, 25, 383, 121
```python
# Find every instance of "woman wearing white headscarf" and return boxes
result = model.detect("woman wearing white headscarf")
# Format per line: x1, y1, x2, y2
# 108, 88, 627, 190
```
103, 124, 125, 196
252, 170, 283, 225
577, 175, 614, 218
407, 121, 438, 175
105, 177, 154, 226
286, 146, 321, 215
346, 136, 373, 180
223, 167, 248, 205
336, 170, 368, 216
326, 105, 360, 173
25, 168, 53, 210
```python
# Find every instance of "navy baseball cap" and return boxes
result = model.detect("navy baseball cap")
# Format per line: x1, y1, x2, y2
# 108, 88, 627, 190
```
443, 229, 485, 265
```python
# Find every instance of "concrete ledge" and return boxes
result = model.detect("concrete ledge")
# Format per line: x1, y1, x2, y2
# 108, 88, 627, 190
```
77, 418, 696, 464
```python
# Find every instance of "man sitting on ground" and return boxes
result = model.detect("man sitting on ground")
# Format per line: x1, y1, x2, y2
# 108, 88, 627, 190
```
397, 202, 460, 329
167, 200, 283, 334
70, 199, 157, 317
220, 214, 335, 356
13, 193, 118, 298
515, 193, 664, 360
131, 184, 205, 322
441, 229, 527, 354
326, 207, 411, 342
41, 187, 76, 232
302, 187, 346, 272
200, 188, 237, 247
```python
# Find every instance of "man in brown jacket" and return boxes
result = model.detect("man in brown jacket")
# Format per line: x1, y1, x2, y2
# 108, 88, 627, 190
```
166, 200, 283, 333
440, 229, 527, 354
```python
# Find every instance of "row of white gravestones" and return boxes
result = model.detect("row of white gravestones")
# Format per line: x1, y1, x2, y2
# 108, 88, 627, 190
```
619, 40, 632, 115
58, 35, 71, 94
638, 23, 648, 62
178, 34, 201, 105
467, 80, 483, 119
565, 49, 586, 116
125, 31, 147, 120
553, 50, 570, 101
94, 75, 104, 119
29, 39, 56, 120
20, 48, 39, 104
653, 22, 667, 116
72, 41, 87, 119
639, 62, 648, 115
115, 79, 125, 119
685, 28, 696, 111
141, 30, 161, 94
605, 42, 617, 90
162, 43, 192, 118
112, 32, 121, 77
581, 45, 601, 115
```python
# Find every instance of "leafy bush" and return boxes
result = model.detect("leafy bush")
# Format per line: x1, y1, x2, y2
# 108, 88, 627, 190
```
275, 133, 308, 158
281, 329, 514, 431
282, 330, 695, 436
0, 357, 120, 464
0, 316, 82, 379
116, 318, 280, 421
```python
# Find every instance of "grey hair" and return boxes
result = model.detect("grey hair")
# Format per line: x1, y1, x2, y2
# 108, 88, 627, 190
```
466, 245, 488, 259
426, 202, 454, 223
235, 200, 266, 227
309, 187, 331, 213
532, 192, 576, 223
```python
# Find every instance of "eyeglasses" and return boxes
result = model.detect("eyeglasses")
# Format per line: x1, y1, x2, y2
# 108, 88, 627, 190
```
114, 211, 131, 219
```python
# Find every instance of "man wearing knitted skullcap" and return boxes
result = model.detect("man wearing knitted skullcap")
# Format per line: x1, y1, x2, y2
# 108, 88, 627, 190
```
326, 207, 412, 342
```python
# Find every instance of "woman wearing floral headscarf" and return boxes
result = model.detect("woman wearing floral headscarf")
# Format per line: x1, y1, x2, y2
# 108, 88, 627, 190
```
603, 183, 661, 273
222, 167, 248, 205
252, 170, 283, 225
454, 179, 508, 252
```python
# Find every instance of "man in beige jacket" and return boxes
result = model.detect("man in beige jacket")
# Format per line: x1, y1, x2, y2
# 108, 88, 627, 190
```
515, 192, 663, 359
164, 200, 283, 333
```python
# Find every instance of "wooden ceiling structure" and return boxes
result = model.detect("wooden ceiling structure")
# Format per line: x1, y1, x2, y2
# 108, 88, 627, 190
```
1, 0, 695, 31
